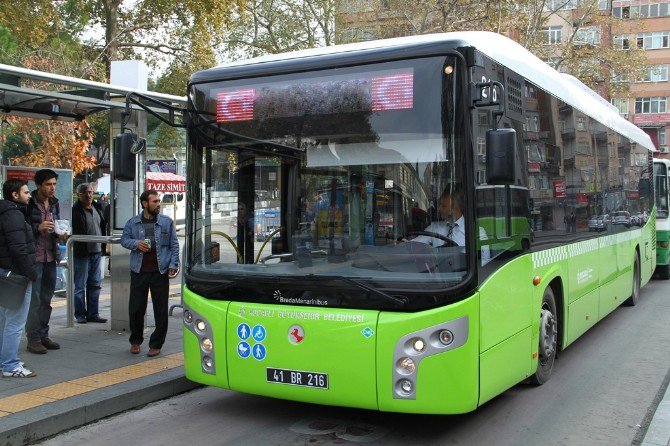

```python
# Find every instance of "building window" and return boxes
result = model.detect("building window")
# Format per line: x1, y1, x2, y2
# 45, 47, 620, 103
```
574, 26, 601, 45
611, 68, 629, 83
577, 141, 591, 155
636, 31, 670, 50
546, 0, 578, 10
527, 144, 545, 162
635, 97, 668, 114
613, 35, 631, 50
659, 128, 667, 147
611, 98, 629, 115
640, 65, 669, 82
614, 2, 669, 18
543, 26, 562, 44
477, 137, 486, 156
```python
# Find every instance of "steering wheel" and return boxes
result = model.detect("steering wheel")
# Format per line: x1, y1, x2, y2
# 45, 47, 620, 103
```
408, 231, 459, 248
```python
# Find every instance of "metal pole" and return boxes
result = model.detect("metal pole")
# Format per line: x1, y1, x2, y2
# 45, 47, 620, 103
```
66, 235, 121, 328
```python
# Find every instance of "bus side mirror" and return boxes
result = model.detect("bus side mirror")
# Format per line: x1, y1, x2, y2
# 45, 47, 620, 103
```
486, 128, 516, 185
113, 132, 137, 181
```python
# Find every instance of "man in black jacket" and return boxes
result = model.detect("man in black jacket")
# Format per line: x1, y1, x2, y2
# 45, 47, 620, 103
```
0, 179, 37, 377
71, 183, 107, 324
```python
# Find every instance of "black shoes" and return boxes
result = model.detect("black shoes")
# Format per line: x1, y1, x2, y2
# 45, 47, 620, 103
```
86, 315, 107, 323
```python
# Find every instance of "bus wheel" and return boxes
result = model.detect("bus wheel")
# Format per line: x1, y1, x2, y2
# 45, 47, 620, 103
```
624, 252, 641, 306
656, 264, 670, 280
530, 286, 558, 386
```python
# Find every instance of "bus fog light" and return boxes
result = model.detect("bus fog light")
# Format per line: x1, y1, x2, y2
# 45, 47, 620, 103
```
183, 310, 193, 324
439, 329, 454, 345
202, 356, 214, 370
398, 357, 416, 373
398, 379, 413, 394
412, 338, 426, 353
201, 337, 213, 352
195, 319, 207, 333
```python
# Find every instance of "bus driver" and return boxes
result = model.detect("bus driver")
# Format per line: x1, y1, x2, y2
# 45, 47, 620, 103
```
410, 188, 491, 265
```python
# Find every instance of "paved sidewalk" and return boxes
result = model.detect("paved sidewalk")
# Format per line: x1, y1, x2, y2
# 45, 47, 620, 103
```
0, 275, 198, 446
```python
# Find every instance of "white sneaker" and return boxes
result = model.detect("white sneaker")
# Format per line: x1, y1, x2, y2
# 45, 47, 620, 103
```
2, 365, 37, 378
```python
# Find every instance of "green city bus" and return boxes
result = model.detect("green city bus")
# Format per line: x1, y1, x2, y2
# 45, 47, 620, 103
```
654, 158, 669, 279
181, 32, 656, 414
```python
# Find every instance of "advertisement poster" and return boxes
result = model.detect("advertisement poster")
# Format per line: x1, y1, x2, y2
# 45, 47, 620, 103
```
146, 159, 177, 174
2, 166, 73, 220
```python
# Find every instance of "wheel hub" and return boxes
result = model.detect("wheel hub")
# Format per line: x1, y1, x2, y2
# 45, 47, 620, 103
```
539, 308, 556, 359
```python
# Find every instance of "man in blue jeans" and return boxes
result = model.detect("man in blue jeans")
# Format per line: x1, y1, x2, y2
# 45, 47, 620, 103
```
121, 189, 179, 357
0, 179, 37, 377
71, 183, 107, 324
26, 169, 63, 354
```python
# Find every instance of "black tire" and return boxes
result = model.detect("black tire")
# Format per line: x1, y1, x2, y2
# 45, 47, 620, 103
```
530, 286, 558, 386
655, 264, 670, 280
624, 252, 640, 306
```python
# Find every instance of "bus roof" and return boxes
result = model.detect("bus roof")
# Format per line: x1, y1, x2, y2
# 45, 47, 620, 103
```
195, 31, 655, 152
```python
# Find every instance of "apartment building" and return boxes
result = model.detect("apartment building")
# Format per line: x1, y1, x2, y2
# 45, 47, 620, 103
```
608, 1, 670, 158
336, 0, 670, 158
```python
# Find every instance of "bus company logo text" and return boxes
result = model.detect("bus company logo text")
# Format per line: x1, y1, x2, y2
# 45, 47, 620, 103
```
242, 307, 365, 323
273, 290, 328, 307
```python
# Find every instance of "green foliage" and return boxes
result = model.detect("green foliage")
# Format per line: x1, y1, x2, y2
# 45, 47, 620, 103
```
0, 24, 17, 63
221, 0, 336, 60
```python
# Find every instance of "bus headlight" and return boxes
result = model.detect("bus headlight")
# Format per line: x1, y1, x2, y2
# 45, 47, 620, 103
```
201, 337, 213, 352
397, 357, 416, 374
412, 338, 426, 353
398, 379, 413, 394
183, 304, 216, 375
202, 356, 214, 371
438, 329, 454, 346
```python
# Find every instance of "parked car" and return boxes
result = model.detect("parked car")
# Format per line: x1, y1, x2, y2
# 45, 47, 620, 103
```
611, 211, 631, 227
631, 212, 648, 226
588, 215, 609, 232
256, 226, 279, 242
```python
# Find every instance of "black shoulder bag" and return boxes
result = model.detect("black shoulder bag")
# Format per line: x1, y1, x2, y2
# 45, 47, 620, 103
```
0, 270, 30, 310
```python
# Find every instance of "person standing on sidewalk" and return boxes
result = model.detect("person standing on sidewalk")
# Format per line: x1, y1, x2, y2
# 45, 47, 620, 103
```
71, 183, 107, 324
26, 169, 63, 354
0, 179, 38, 377
120, 189, 179, 357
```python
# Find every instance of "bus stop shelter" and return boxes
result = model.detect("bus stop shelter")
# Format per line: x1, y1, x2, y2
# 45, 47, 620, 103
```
0, 62, 186, 330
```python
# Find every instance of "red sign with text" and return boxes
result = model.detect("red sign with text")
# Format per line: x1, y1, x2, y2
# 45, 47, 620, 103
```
553, 180, 566, 198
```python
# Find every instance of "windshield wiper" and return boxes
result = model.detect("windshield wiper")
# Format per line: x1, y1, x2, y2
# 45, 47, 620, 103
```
186, 272, 407, 308
311, 275, 407, 308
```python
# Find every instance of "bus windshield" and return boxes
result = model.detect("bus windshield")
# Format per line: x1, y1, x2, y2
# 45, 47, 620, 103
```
186, 56, 469, 310
655, 162, 669, 218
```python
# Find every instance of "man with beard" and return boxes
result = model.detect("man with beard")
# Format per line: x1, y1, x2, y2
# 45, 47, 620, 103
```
120, 190, 179, 357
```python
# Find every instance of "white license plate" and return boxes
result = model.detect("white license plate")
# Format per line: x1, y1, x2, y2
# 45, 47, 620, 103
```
266, 367, 329, 389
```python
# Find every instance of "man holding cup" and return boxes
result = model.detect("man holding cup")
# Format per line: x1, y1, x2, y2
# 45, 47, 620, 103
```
121, 189, 179, 357
25, 169, 62, 354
